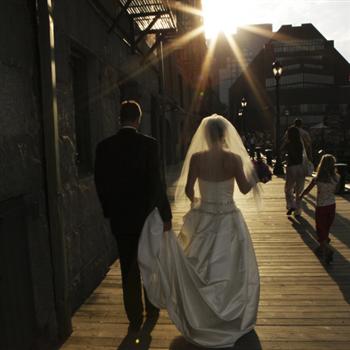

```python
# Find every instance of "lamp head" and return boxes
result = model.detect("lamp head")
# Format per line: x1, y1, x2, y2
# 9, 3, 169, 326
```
272, 60, 283, 79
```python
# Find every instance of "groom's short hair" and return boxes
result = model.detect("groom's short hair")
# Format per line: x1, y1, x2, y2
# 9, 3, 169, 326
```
120, 100, 142, 123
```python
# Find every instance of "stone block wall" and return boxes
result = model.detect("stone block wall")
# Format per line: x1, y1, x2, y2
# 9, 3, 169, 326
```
1, 0, 180, 347
53, 0, 160, 311
0, 0, 58, 345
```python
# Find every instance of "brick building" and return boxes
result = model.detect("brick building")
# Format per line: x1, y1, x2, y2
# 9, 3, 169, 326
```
0, 0, 200, 348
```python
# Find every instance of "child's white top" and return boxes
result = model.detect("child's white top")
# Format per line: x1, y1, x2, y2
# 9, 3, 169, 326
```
316, 179, 337, 207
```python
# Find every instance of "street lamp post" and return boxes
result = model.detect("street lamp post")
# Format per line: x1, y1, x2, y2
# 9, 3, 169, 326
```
284, 109, 290, 130
272, 60, 284, 175
241, 97, 247, 137
238, 109, 243, 133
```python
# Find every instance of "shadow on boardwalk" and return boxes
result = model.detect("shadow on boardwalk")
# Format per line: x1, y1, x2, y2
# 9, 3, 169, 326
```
303, 193, 350, 249
169, 331, 261, 350
61, 174, 350, 350
116, 330, 261, 350
289, 197, 350, 304
117, 316, 158, 350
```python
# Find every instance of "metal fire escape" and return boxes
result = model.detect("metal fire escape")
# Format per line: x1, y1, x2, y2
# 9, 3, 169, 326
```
108, 0, 178, 56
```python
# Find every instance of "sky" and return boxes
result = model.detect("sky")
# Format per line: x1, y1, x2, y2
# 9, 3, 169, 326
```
201, 0, 350, 62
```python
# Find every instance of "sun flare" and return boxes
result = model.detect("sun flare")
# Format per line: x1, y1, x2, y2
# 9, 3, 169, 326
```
201, 0, 257, 38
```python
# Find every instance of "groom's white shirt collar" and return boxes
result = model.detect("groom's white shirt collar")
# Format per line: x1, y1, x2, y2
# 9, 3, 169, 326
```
120, 126, 137, 131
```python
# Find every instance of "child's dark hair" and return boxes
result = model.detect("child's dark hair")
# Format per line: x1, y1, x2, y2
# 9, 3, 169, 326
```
316, 154, 338, 183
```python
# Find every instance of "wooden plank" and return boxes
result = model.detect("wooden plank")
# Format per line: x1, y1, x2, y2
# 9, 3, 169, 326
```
61, 174, 350, 350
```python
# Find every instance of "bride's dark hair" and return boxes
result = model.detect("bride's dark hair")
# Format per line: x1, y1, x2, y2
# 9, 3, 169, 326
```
205, 117, 226, 145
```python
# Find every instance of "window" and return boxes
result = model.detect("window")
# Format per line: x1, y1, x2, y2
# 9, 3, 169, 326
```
273, 39, 325, 54
304, 63, 323, 70
308, 104, 326, 113
304, 73, 333, 85
71, 49, 93, 177
266, 72, 333, 89
282, 64, 301, 72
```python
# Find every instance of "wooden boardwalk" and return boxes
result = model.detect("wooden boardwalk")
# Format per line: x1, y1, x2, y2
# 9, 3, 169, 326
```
62, 173, 350, 350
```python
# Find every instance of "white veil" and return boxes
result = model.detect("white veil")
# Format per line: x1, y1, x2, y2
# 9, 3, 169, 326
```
175, 114, 262, 208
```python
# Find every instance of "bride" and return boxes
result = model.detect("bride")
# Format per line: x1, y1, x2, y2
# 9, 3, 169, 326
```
138, 114, 261, 348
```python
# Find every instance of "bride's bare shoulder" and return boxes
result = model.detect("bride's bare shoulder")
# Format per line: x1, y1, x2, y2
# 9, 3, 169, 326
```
223, 150, 241, 163
190, 152, 203, 164
191, 151, 205, 160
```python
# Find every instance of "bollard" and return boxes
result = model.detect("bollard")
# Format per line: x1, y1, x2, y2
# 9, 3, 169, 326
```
265, 149, 272, 166
255, 146, 262, 160
335, 163, 348, 194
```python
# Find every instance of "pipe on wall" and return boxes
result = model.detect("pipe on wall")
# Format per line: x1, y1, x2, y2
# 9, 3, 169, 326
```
35, 0, 72, 342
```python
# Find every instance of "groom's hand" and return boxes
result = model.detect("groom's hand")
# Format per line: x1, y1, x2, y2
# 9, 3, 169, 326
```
163, 221, 172, 232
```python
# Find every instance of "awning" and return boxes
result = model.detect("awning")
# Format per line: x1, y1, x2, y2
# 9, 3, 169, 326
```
310, 122, 329, 129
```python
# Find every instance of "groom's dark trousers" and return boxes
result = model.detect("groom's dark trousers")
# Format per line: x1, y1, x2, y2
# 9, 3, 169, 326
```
94, 128, 172, 328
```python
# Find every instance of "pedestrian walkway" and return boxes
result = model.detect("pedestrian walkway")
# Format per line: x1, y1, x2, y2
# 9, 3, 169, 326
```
62, 172, 350, 350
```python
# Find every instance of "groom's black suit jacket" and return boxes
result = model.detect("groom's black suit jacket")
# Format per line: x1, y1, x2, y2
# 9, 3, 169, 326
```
94, 127, 172, 237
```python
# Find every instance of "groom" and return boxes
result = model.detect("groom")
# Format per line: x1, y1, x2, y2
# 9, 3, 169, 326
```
94, 100, 172, 332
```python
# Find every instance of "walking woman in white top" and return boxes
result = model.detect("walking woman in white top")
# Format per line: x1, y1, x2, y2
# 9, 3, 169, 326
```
283, 126, 305, 217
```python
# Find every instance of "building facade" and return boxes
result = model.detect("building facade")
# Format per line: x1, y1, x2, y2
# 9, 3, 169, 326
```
214, 24, 273, 107
229, 24, 350, 158
0, 0, 194, 348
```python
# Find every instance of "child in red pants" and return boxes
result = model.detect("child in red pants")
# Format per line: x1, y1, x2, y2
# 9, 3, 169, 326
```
300, 154, 339, 264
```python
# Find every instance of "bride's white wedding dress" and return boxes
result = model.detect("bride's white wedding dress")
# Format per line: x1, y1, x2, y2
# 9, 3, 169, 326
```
138, 178, 260, 348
